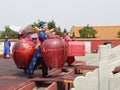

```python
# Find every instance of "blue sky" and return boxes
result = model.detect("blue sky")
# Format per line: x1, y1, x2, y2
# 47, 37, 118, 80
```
0, 0, 120, 31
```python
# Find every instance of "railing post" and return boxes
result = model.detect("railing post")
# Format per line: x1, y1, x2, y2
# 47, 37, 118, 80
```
98, 44, 111, 90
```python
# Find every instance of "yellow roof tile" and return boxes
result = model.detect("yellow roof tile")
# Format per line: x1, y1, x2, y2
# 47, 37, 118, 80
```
72, 26, 120, 39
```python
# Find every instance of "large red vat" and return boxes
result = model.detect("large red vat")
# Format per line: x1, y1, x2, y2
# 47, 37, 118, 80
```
12, 39, 35, 69
41, 35, 67, 68
67, 41, 85, 56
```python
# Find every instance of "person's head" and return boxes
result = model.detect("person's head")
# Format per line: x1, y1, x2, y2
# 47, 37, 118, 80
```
42, 24, 48, 31
39, 21, 48, 31
32, 38, 37, 44
4, 35, 8, 40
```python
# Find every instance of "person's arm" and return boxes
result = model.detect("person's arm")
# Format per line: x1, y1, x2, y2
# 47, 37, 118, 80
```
45, 28, 55, 34
9, 41, 11, 47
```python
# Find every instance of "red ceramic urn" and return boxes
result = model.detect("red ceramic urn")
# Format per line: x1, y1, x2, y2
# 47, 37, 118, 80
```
12, 39, 35, 69
41, 35, 68, 68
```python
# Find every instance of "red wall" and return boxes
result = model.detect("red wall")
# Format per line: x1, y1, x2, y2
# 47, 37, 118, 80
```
91, 40, 120, 52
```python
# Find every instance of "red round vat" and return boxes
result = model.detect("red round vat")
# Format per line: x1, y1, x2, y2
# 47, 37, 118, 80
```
41, 35, 68, 68
12, 39, 35, 69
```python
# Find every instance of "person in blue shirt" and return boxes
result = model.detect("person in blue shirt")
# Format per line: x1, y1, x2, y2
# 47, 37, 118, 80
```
4, 35, 11, 59
26, 21, 54, 78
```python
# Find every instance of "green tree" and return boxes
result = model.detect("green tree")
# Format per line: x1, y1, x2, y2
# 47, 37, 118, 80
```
117, 31, 120, 38
48, 20, 56, 29
79, 24, 97, 38
0, 26, 17, 39
30, 20, 41, 32
56, 27, 64, 36
63, 28, 67, 33
48, 20, 63, 36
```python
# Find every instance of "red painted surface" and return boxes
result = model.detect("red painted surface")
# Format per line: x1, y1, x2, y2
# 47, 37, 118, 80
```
91, 40, 120, 52
12, 39, 35, 69
41, 35, 67, 68
91, 40, 105, 52
1, 55, 120, 90
67, 41, 85, 56
46, 82, 57, 90
16, 82, 36, 90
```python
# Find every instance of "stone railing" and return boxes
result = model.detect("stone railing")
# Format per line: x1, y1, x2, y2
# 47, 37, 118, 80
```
72, 44, 120, 90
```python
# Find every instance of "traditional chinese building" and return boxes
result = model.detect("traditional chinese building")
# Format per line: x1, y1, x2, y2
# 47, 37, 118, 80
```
72, 25, 120, 53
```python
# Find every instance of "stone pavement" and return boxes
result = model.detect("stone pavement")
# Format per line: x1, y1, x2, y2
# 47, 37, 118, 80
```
0, 57, 42, 90
0, 54, 120, 90
0, 41, 99, 90
0, 53, 98, 90
75, 53, 99, 66
0, 57, 27, 90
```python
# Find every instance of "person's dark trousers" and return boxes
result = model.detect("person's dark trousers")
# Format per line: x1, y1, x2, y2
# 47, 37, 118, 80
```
26, 49, 48, 78
39, 57, 48, 76
26, 49, 42, 75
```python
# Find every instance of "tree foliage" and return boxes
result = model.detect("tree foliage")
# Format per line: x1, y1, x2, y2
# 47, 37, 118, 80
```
30, 20, 64, 37
56, 27, 64, 37
117, 31, 120, 38
63, 28, 67, 33
0, 20, 65, 39
48, 20, 56, 29
79, 24, 97, 38
30, 20, 40, 32
47, 20, 64, 37
0, 26, 18, 39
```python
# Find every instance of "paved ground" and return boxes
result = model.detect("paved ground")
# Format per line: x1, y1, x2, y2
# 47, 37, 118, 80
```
0, 54, 120, 90
0, 42, 101, 90
0, 57, 43, 90
0, 54, 99, 89
75, 53, 99, 66
0, 57, 82, 90
0, 42, 30, 90
0, 55, 85, 90
0, 57, 26, 90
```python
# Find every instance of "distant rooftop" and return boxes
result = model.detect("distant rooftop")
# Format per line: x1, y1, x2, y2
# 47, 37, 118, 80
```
72, 25, 120, 40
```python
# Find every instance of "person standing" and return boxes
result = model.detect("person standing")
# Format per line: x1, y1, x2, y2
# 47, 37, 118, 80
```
4, 35, 11, 59
26, 21, 54, 78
